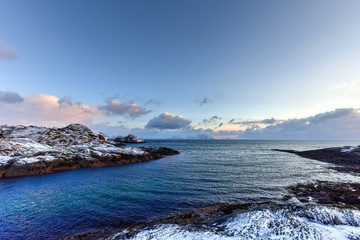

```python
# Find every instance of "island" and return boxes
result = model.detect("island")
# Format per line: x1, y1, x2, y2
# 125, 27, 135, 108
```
0, 123, 179, 178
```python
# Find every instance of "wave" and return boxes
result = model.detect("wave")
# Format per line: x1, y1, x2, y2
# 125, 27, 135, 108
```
105, 205, 360, 240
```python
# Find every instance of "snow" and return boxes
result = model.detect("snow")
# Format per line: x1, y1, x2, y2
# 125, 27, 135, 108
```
0, 124, 147, 166
341, 145, 360, 153
0, 155, 12, 166
106, 206, 360, 240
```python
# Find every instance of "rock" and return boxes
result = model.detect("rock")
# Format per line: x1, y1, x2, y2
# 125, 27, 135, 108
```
0, 123, 103, 146
98, 134, 106, 141
288, 181, 360, 209
113, 134, 146, 143
0, 124, 179, 178
273, 146, 360, 175
142, 147, 180, 155
113, 141, 126, 146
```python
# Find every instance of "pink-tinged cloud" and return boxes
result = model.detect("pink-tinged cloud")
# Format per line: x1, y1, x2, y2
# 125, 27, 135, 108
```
145, 112, 191, 130
0, 94, 100, 126
0, 41, 16, 60
100, 100, 151, 119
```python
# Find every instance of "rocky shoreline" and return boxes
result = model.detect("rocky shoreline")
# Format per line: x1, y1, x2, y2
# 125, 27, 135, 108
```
64, 198, 360, 240
273, 146, 360, 208
63, 202, 270, 240
273, 146, 360, 175
286, 181, 360, 209
63, 180, 360, 240
0, 124, 179, 178
61, 145, 360, 239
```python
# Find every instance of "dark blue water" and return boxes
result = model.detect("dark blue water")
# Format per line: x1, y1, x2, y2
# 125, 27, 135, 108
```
1, 140, 360, 239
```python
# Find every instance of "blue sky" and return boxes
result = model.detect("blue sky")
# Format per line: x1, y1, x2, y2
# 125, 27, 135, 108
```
1, 0, 360, 139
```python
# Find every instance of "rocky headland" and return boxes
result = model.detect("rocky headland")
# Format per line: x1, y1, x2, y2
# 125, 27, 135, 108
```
0, 124, 179, 178
273, 146, 360, 208
273, 146, 360, 175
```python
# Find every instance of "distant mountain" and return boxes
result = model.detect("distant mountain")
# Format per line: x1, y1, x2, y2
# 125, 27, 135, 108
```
187, 134, 214, 140
170, 136, 185, 140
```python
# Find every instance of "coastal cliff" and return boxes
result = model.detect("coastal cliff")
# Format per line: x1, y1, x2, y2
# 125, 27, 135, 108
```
0, 124, 179, 178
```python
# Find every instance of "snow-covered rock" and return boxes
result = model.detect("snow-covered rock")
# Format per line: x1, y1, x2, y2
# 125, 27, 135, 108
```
0, 124, 178, 178
74, 203, 360, 240
341, 145, 360, 153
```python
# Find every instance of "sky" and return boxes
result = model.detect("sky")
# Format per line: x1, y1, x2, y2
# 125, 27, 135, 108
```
1, 0, 360, 140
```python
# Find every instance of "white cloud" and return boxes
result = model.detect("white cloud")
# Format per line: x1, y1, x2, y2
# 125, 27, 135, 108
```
329, 81, 358, 90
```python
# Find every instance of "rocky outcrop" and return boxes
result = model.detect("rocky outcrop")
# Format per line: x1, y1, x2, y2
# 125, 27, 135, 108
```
0, 124, 179, 178
286, 181, 360, 209
114, 134, 146, 144
273, 146, 360, 174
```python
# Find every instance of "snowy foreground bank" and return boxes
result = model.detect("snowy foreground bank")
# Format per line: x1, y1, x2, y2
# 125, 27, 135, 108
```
66, 203, 360, 240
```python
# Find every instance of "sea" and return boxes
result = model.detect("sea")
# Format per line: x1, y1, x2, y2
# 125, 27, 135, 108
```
1, 140, 360, 240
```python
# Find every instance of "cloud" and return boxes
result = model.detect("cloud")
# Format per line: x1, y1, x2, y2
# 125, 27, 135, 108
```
0, 90, 24, 103
261, 118, 277, 124
91, 108, 360, 140
145, 112, 191, 130
199, 116, 224, 129
132, 108, 360, 140
57, 96, 76, 107
145, 99, 161, 107
197, 96, 214, 106
228, 117, 278, 125
100, 100, 151, 119
329, 81, 358, 90
202, 116, 221, 124
0, 41, 16, 60
103, 93, 121, 103
0, 94, 100, 126
242, 108, 360, 140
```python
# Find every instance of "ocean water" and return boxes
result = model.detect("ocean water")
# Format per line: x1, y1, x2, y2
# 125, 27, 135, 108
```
1, 140, 360, 239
